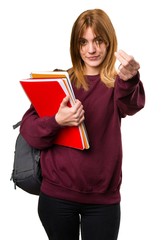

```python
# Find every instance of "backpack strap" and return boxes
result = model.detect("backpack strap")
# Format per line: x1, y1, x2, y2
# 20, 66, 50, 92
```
13, 121, 21, 129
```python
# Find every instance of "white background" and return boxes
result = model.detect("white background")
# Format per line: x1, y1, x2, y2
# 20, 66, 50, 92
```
1, 0, 165, 239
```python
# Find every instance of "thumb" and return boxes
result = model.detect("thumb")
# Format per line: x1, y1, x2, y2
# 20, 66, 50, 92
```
60, 95, 70, 107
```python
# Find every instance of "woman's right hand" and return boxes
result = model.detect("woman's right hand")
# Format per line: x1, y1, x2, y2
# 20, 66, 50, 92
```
55, 96, 85, 126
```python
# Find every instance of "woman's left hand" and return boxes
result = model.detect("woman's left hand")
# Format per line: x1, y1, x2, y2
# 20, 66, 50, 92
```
115, 50, 140, 81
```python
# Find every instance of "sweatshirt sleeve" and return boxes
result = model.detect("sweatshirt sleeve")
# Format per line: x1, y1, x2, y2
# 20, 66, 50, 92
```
115, 72, 145, 117
20, 105, 62, 149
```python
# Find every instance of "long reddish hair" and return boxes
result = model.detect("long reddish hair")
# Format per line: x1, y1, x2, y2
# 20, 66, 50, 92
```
68, 9, 118, 90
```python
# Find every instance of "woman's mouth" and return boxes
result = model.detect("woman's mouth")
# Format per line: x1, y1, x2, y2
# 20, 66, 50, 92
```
88, 56, 100, 61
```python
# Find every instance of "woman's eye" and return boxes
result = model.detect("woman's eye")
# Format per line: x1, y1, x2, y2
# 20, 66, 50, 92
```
79, 39, 87, 46
95, 37, 103, 45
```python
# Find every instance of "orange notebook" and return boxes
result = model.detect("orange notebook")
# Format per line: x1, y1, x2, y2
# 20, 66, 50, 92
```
20, 74, 89, 150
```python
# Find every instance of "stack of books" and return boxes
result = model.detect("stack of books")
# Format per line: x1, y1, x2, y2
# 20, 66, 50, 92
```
20, 71, 90, 150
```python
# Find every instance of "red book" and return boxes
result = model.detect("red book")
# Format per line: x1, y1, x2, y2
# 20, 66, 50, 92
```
20, 76, 89, 150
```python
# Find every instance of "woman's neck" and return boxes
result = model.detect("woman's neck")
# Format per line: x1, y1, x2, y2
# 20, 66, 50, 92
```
83, 66, 100, 76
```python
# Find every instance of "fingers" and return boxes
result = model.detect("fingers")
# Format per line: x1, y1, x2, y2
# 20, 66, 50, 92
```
115, 50, 137, 67
71, 99, 85, 125
115, 50, 140, 81
55, 97, 85, 127
60, 95, 70, 107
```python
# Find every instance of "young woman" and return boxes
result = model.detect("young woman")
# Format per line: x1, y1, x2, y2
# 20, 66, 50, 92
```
20, 8, 145, 240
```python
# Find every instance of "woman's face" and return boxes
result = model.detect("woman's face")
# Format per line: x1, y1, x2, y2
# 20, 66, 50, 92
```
79, 27, 108, 75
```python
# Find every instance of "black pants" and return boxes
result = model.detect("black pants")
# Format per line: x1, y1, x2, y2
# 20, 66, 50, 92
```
38, 192, 120, 240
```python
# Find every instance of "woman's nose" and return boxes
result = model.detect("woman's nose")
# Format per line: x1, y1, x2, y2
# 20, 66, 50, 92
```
88, 42, 96, 54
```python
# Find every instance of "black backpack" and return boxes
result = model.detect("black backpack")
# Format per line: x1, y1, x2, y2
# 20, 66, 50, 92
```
10, 121, 42, 195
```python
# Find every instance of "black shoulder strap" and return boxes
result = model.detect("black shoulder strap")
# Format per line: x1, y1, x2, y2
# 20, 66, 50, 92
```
13, 121, 22, 130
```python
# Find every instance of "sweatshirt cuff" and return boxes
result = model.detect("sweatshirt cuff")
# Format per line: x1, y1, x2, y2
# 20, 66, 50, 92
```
43, 115, 62, 132
117, 72, 140, 88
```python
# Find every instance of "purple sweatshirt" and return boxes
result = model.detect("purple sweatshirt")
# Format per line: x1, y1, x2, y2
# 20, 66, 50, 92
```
20, 73, 145, 204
